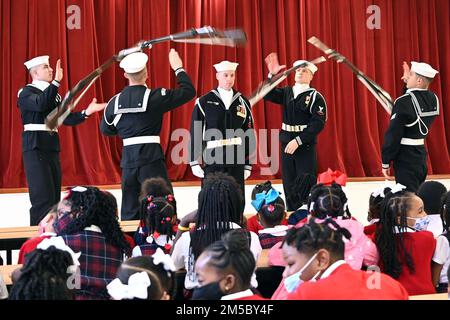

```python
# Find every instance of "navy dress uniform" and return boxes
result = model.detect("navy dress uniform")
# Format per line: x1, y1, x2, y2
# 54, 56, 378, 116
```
17, 56, 90, 225
264, 60, 327, 211
382, 62, 440, 192
101, 52, 196, 220
189, 61, 256, 199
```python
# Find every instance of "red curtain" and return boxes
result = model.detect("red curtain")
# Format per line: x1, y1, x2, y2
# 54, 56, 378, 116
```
1, 0, 449, 188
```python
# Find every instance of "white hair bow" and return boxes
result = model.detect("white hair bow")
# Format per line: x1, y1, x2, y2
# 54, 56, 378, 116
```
371, 180, 392, 198
152, 248, 176, 272
390, 183, 407, 194
37, 236, 81, 267
107, 271, 151, 300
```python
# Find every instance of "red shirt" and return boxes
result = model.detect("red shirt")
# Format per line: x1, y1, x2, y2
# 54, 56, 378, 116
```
288, 263, 409, 300
18, 233, 55, 264
246, 215, 288, 233
364, 224, 377, 237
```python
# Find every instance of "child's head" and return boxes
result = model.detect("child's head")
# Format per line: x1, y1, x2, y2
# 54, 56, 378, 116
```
53, 186, 130, 254
281, 218, 351, 291
141, 195, 177, 240
9, 238, 79, 300
193, 229, 255, 300
251, 180, 273, 200
191, 172, 244, 260
308, 183, 351, 219
38, 204, 58, 234
375, 189, 427, 279
108, 249, 176, 300
441, 191, 450, 233
140, 178, 175, 212
252, 188, 286, 228
417, 181, 447, 215
368, 186, 392, 222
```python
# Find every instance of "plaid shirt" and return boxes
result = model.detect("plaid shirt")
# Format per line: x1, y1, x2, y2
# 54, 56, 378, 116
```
62, 230, 124, 300
258, 233, 285, 249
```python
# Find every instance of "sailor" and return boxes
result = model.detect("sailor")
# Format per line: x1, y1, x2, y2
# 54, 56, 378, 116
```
382, 61, 440, 192
264, 53, 327, 211
17, 55, 105, 225
100, 49, 196, 220
189, 60, 256, 202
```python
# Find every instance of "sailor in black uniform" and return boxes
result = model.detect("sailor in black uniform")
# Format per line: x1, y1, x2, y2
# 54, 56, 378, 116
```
189, 60, 256, 200
100, 49, 196, 220
264, 53, 327, 211
382, 61, 440, 192
17, 55, 105, 225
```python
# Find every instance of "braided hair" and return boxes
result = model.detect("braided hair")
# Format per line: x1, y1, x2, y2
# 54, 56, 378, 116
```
116, 256, 175, 300
141, 195, 177, 242
191, 172, 244, 260
368, 187, 392, 222
440, 191, 450, 233
308, 183, 351, 219
201, 229, 256, 289
9, 247, 74, 300
58, 186, 130, 255
375, 190, 416, 279
258, 196, 286, 228
284, 218, 351, 258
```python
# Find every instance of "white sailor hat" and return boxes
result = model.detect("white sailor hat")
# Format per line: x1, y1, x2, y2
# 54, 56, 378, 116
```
213, 60, 239, 72
119, 52, 148, 74
24, 55, 49, 70
293, 60, 318, 74
411, 61, 438, 79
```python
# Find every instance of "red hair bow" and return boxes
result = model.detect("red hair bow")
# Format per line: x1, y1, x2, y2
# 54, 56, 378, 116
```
317, 168, 347, 186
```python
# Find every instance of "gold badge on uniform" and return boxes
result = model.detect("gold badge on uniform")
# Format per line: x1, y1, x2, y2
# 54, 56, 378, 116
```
236, 105, 246, 118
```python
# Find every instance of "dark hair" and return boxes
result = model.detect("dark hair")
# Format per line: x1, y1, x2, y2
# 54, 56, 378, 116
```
417, 181, 447, 215
290, 173, 317, 209
191, 173, 244, 260
251, 181, 273, 200
58, 186, 130, 255
141, 195, 177, 242
140, 178, 174, 205
258, 196, 286, 228
375, 190, 416, 279
284, 218, 351, 258
441, 191, 450, 233
9, 247, 74, 300
201, 229, 255, 288
308, 183, 351, 219
116, 255, 175, 300
368, 187, 392, 222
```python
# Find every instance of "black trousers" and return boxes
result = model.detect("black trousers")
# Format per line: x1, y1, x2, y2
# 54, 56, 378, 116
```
121, 160, 173, 221
281, 143, 317, 211
23, 150, 61, 226
393, 158, 427, 193
203, 164, 246, 206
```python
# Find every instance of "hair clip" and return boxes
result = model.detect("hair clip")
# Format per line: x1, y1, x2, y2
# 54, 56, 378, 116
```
166, 194, 174, 202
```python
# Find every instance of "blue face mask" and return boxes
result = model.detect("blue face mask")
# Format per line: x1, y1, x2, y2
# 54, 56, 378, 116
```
284, 253, 318, 293
407, 215, 431, 231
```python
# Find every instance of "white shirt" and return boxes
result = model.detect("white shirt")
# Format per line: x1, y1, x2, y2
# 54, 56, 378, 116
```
171, 222, 262, 290
427, 215, 444, 238
432, 234, 450, 283
319, 260, 347, 279
221, 289, 254, 300
292, 83, 310, 99
218, 87, 233, 110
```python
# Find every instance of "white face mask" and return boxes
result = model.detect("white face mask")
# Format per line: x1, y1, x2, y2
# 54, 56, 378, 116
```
407, 215, 431, 231
284, 252, 320, 293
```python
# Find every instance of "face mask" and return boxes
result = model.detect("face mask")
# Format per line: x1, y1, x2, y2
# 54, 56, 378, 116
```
192, 281, 225, 300
407, 215, 430, 231
284, 252, 318, 293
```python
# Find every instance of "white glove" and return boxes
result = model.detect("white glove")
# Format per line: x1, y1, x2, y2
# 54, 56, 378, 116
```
191, 165, 204, 178
244, 169, 251, 180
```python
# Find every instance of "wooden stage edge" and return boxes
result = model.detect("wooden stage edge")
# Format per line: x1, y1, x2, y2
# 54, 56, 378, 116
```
1, 175, 450, 194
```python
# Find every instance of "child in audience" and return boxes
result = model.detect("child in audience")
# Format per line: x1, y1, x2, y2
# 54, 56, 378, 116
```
18, 204, 58, 264
417, 181, 447, 237
375, 188, 436, 295
247, 181, 288, 233
171, 173, 262, 292
431, 191, 450, 293
9, 237, 79, 300
107, 248, 176, 300
252, 188, 289, 249
132, 194, 177, 256
284, 219, 408, 300
55, 186, 130, 299
364, 186, 392, 237
193, 230, 264, 300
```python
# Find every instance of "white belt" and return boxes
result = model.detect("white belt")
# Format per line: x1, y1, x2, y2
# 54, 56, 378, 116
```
206, 137, 242, 149
123, 136, 160, 146
401, 138, 424, 146
24, 124, 58, 132
282, 123, 307, 132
